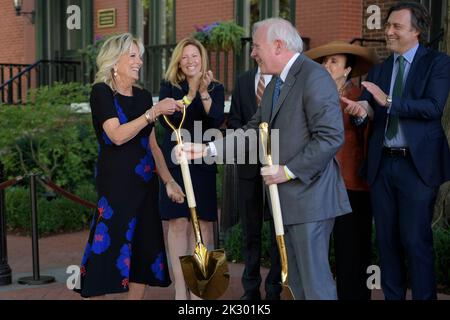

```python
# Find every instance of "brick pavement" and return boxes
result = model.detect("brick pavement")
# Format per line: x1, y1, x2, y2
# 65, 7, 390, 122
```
0, 226, 259, 300
0, 226, 449, 300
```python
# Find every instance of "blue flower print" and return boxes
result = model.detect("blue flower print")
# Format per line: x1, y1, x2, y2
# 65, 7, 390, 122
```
141, 137, 150, 152
80, 243, 91, 276
102, 131, 113, 145
126, 217, 136, 242
89, 213, 96, 231
151, 252, 166, 281
81, 243, 91, 266
135, 154, 155, 182
116, 244, 131, 279
92, 222, 111, 254
114, 99, 128, 124
97, 197, 113, 221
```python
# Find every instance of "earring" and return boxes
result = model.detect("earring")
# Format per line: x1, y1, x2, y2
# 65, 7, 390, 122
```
344, 73, 348, 77
114, 69, 117, 77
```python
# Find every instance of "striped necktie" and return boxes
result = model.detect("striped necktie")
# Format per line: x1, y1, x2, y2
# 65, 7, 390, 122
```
256, 74, 265, 106
386, 55, 405, 139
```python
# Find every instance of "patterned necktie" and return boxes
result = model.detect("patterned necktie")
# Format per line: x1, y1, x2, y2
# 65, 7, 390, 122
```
272, 77, 283, 115
386, 55, 405, 139
256, 75, 265, 106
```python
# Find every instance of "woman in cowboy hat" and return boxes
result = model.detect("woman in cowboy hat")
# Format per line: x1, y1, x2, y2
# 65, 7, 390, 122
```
305, 41, 378, 300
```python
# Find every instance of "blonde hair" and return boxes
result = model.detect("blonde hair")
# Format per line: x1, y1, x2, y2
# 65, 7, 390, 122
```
165, 38, 209, 88
94, 33, 145, 91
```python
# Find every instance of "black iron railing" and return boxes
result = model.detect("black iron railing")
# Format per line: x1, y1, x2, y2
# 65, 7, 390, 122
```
0, 60, 81, 105
143, 44, 176, 96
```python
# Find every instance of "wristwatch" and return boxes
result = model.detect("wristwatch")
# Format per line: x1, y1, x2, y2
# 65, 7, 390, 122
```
385, 95, 392, 107
201, 94, 211, 101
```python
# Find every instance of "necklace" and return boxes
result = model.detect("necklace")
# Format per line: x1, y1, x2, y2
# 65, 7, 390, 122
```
116, 86, 133, 97
338, 82, 347, 97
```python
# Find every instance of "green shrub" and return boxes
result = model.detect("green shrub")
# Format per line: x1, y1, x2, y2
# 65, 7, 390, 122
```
224, 220, 450, 292
27, 82, 91, 107
434, 227, 450, 288
0, 82, 97, 235
5, 185, 95, 236
224, 221, 271, 264
224, 221, 244, 262
216, 164, 223, 206
0, 83, 97, 191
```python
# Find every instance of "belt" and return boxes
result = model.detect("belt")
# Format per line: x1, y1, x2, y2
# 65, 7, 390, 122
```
382, 147, 410, 157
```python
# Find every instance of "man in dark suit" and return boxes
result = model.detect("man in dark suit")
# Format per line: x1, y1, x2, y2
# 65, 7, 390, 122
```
228, 67, 281, 300
342, 2, 450, 300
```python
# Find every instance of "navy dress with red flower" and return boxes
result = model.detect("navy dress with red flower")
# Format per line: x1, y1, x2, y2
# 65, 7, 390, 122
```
76, 83, 171, 297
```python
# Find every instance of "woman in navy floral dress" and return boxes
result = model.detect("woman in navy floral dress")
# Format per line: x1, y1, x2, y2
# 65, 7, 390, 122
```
76, 34, 184, 299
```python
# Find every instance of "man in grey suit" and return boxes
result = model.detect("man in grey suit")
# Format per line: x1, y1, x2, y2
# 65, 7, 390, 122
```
184, 18, 351, 300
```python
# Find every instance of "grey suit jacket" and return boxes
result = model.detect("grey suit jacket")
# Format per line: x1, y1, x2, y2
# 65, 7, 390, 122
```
214, 55, 351, 225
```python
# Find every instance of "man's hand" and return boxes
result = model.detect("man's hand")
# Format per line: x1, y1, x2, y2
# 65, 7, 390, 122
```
361, 81, 388, 107
261, 165, 289, 185
182, 142, 206, 160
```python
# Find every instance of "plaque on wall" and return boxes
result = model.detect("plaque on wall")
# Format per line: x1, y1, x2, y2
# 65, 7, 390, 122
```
98, 8, 116, 28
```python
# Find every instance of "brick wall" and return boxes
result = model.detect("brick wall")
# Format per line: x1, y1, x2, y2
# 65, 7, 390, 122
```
175, 0, 234, 40
94, 0, 129, 39
176, 0, 235, 94
0, 0, 131, 64
297, 0, 363, 49
0, 0, 35, 64
362, 0, 400, 60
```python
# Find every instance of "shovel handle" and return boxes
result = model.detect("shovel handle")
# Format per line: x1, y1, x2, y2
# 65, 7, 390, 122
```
259, 122, 285, 236
179, 153, 196, 208
268, 184, 285, 237
163, 108, 203, 246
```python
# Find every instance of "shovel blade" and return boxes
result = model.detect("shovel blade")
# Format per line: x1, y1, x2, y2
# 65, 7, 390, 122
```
180, 249, 230, 300
281, 284, 295, 300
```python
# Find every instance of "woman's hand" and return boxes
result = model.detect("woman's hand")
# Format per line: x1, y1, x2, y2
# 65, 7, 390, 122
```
187, 72, 202, 98
165, 180, 185, 203
199, 70, 213, 95
155, 98, 183, 115
341, 97, 368, 118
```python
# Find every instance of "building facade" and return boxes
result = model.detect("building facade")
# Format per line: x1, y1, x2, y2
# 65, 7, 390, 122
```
0, 0, 448, 101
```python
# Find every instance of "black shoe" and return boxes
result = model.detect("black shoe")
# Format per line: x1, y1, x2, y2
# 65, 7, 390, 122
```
240, 291, 261, 300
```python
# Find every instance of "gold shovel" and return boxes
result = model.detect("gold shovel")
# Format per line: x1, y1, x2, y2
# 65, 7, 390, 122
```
163, 106, 229, 300
259, 122, 295, 300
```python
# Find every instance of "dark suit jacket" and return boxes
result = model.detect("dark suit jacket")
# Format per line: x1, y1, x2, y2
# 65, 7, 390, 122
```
228, 68, 260, 179
214, 55, 351, 225
360, 45, 450, 187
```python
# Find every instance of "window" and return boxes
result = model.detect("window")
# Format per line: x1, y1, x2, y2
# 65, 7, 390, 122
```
416, 0, 448, 49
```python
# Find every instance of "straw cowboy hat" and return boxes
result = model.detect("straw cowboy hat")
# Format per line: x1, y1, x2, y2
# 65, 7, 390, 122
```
304, 41, 379, 77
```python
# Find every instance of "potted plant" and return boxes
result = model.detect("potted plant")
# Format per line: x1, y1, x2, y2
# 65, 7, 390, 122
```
193, 21, 245, 52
